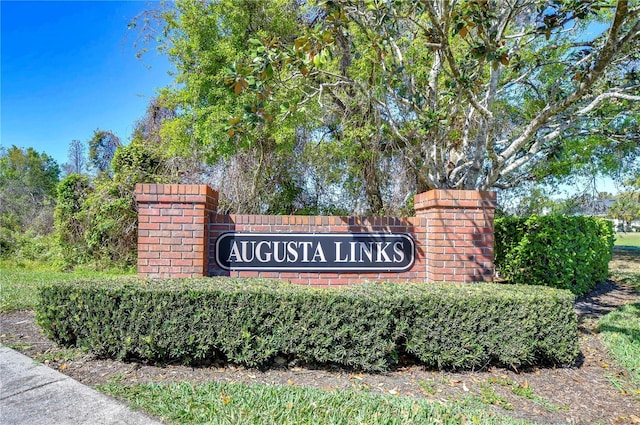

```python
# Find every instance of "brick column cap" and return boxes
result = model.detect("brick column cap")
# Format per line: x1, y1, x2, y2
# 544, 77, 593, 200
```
415, 189, 496, 212
135, 183, 218, 205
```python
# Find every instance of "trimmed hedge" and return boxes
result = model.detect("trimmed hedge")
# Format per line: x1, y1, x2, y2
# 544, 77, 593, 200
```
37, 278, 579, 371
495, 215, 614, 295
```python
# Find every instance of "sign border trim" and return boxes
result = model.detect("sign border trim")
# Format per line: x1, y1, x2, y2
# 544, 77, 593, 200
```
214, 232, 416, 272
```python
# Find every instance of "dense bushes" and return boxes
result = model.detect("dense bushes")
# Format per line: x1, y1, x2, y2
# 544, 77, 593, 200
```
494, 215, 614, 295
1, 146, 60, 261
37, 278, 579, 372
53, 141, 170, 270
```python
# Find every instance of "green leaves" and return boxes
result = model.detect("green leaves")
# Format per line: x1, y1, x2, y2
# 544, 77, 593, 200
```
37, 277, 579, 371
495, 216, 615, 294
0, 146, 61, 260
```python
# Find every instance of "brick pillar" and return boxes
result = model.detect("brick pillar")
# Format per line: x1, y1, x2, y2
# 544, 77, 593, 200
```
136, 184, 218, 278
415, 189, 497, 283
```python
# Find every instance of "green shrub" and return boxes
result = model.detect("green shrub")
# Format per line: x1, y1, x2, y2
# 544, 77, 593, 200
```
54, 174, 92, 268
37, 278, 579, 371
495, 215, 614, 295
0, 225, 16, 258
53, 142, 171, 270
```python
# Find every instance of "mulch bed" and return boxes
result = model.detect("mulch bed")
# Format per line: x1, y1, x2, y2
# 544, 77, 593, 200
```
2, 256, 639, 424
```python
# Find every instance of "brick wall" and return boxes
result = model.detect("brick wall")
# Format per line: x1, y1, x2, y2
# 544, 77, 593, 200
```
136, 185, 496, 284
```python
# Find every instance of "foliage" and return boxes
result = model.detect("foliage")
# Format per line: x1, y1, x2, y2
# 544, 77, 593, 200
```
54, 174, 92, 267
98, 380, 534, 425
224, 0, 639, 193
608, 192, 640, 231
54, 140, 170, 269
507, 187, 558, 216
85, 140, 168, 267
0, 145, 60, 258
130, 0, 323, 213
500, 184, 618, 217
0, 145, 59, 200
4, 232, 62, 267
88, 130, 121, 176
131, 97, 177, 148
129, 0, 640, 212
37, 278, 579, 371
495, 215, 614, 294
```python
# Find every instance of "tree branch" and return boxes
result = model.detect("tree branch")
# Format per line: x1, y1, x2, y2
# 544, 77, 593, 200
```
577, 91, 640, 116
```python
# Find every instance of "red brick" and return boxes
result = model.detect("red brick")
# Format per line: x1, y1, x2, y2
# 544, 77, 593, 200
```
139, 208, 161, 216
138, 251, 160, 259
139, 222, 160, 230
157, 195, 176, 203
136, 194, 158, 203
163, 266, 186, 275
156, 244, 171, 252
171, 216, 195, 224
149, 258, 171, 266
172, 259, 194, 267
171, 245, 193, 252
183, 209, 205, 216
163, 209, 184, 216
138, 237, 160, 245
258, 272, 280, 278
138, 185, 495, 284
150, 215, 171, 223
138, 265, 157, 274
180, 195, 206, 203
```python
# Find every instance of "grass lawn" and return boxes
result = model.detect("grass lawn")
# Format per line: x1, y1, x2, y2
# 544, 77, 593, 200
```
598, 303, 640, 399
615, 232, 640, 247
0, 263, 131, 312
98, 380, 533, 425
598, 268, 640, 400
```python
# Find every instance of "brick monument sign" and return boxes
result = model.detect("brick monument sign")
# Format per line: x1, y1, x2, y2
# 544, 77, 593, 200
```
136, 184, 496, 285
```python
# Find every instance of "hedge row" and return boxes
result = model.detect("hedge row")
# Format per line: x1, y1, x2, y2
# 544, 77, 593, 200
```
494, 215, 614, 295
37, 278, 579, 371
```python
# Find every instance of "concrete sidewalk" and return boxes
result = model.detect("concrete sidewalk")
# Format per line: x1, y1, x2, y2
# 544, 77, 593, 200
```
0, 345, 163, 424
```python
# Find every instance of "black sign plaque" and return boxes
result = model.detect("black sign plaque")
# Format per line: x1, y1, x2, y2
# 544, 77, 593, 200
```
215, 232, 415, 272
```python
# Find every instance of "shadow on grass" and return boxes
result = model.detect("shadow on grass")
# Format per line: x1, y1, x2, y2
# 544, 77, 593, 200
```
597, 302, 640, 344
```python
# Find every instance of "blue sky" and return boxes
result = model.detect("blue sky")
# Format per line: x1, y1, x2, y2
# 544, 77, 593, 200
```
1, 0, 173, 166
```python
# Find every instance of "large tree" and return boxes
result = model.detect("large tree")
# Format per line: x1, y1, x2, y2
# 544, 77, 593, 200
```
230, 0, 639, 191
608, 191, 640, 230
62, 139, 88, 176
135, 0, 639, 214
133, 0, 332, 213
88, 130, 121, 176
